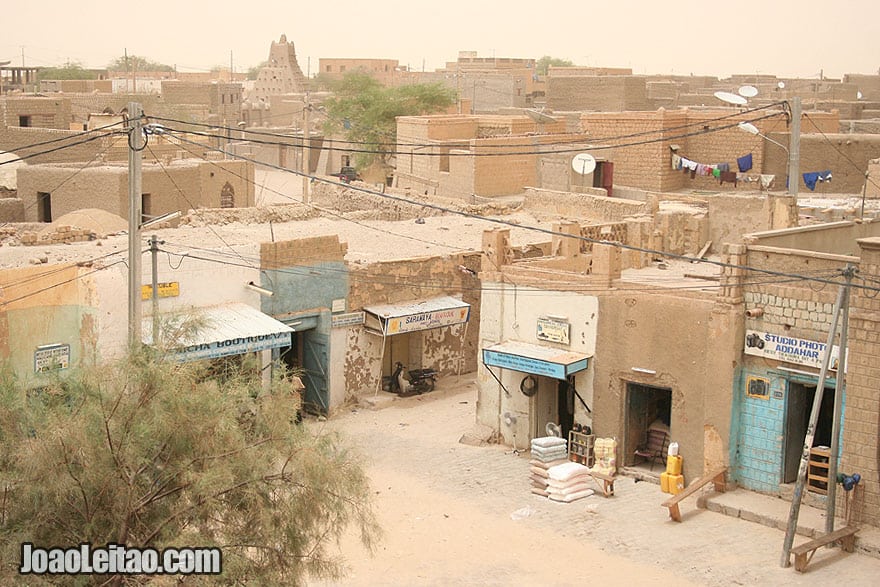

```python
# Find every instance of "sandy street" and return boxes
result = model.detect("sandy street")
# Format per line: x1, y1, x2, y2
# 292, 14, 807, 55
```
310, 376, 880, 586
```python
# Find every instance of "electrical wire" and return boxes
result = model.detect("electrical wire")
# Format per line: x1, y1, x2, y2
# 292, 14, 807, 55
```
0, 119, 126, 162
155, 131, 880, 293
0, 259, 127, 308
802, 112, 880, 193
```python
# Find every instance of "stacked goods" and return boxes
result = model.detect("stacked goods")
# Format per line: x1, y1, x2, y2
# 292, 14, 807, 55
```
546, 461, 595, 503
591, 437, 618, 476
660, 452, 684, 495
529, 437, 569, 497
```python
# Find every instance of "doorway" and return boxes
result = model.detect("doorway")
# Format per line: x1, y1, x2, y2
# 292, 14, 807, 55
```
624, 382, 672, 466
281, 328, 329, 416
783, 382, 836, 484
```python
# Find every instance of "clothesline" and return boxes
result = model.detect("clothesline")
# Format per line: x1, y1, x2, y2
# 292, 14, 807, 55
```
672, 151, 762, 187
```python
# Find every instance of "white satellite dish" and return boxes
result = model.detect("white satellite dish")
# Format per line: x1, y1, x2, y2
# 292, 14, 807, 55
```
571, 153, 597, 175
738, 85, 759, 98
714, 91, 748, 106
777, 81, 786, 89
857, 90, 863, 100
525, 109, 556, 124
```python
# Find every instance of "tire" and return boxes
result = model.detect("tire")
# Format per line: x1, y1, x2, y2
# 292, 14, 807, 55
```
424, 377, 435, 392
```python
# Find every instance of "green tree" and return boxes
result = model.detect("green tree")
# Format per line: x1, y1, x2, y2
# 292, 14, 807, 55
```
37, 62, 97, 81
322, 72, 456, 169
108, 55, 175, 72
247, 60, 268, 80
0, 351, 379, 585
536, 55, 575, 76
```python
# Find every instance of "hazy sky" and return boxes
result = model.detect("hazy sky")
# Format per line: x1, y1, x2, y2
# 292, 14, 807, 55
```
2, 1, 877, 80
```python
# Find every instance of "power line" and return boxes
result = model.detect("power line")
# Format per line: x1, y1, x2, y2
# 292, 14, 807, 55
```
0, 120, 126, 162
802, 111, 880, 192
0, 259, 128, 308
157, 131, 876, 292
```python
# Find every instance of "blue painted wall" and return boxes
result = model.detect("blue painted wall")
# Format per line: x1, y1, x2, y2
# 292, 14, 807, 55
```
731, 366, 846, 493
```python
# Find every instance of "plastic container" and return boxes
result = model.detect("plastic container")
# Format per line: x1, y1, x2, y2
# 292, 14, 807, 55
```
667, 474, 685, 495
666, 454, 683, 476
660, 472, 671, 493
668, 441, 679, 457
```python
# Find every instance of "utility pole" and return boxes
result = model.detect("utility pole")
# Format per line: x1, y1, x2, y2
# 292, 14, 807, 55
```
127, 102, 143, 348
781, 271, 848, 566
826, 265, 854, 534
788, 97, 801, 197
302, 93, 310, 204
149, 235, 164, 346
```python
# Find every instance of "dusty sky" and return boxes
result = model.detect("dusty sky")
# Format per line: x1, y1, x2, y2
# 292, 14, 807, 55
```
2, 1, 877, 80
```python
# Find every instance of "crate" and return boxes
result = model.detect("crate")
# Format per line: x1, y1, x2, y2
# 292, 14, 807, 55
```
807, 446, 830, 495
568, 431, 595, 467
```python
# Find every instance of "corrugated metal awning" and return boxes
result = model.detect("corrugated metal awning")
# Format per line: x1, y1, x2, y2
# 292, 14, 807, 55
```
363, 296, 470, 335
482, 340, 591, 380
144, 302, 294, 362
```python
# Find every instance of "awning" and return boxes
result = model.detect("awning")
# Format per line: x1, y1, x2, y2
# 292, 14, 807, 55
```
364, 296, 470, 336
144, 302, 294, 362
482, 341, 591, 380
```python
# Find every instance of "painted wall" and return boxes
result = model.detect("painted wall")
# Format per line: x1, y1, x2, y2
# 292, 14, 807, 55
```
476, 281, 599, 446
592, 291, 740, 483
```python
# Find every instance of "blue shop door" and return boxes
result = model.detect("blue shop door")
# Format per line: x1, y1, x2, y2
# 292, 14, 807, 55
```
302, 331, 329, 416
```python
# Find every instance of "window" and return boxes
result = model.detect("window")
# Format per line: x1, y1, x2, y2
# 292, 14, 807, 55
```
19, 115, 31, 127
37, 192, 51, 222
746, 376, 770, 400
439, 148, 450, 172
340, 65, 346, 72
326, 65, 332, 72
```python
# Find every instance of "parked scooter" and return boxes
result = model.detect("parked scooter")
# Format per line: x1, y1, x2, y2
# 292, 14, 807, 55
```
386, 361, 438, 396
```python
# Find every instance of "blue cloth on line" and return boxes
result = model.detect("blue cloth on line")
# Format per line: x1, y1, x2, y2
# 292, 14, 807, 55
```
803, 172, 819, 191
737, 153, 753, 173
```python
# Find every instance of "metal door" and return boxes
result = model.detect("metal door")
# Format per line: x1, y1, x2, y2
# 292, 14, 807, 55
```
301, 330, 329, 415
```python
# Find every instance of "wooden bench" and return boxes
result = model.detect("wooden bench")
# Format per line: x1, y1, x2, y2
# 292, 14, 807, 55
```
790, 525, 859, 572
589, 471, 615, 497
662, 467, 727, 522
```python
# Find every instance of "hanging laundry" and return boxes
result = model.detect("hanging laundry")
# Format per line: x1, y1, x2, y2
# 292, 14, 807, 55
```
737, 153, 753, 173
717, 162, 730, 173
712, 168, 721, 178
803, 172, 820, 191
817, 170, 832, 182
760, 174, 775, 189
720, 171, 738, 186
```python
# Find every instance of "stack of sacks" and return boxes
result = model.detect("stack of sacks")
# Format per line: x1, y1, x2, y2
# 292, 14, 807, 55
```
529, 436, 569, 497
546, 461, 595, 503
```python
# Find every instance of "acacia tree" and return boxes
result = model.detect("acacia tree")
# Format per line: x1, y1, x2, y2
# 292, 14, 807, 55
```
37, 62, 97, 81
0, 350, 379, 584
108, 55, 175, 72
536, 55, 574, 75
322, 72, 456, 169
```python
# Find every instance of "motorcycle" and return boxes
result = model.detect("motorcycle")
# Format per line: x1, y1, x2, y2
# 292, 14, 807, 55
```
384, 361, 438, 396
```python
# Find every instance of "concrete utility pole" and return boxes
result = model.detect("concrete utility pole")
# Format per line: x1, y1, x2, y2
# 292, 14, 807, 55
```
149, 234, 163, 347
302, 93, 310, 204
780, 271, 849, 566
788, 97, 801, 196
826, 265, 854, 534
127, 102, 143, 348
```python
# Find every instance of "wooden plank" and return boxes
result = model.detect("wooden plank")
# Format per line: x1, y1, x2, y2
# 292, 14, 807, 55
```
691, 241, 712, 262
791, 526, 859, 573
662, 467, 727, 507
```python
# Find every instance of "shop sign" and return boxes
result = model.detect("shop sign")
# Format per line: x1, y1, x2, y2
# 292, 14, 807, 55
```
175, 331, 290, 362
34, 343, 70, 373
536, 317, 570, 344
483, 348, 569, 379
141, 282, 180, 300
332, 311, 365, 328
744, 330, 845, 372
385, 306, 470, 335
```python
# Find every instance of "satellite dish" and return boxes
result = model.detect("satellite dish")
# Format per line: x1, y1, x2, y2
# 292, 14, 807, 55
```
525, 109, 556, 124
714, 91, 748, 106
857, 90, 863, 100
738, 85, 759, 98
571, 153, 597, 175
777, 81, 786, 89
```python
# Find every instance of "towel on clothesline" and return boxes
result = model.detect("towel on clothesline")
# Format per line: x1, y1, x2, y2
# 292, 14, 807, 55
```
803, 170, 832, 191
737, 153, 753, 172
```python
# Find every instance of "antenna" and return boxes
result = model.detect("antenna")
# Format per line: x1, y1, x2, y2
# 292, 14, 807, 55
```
738, 85, 759, 98
571, 153, 597, 175
714, 91, 748, 106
